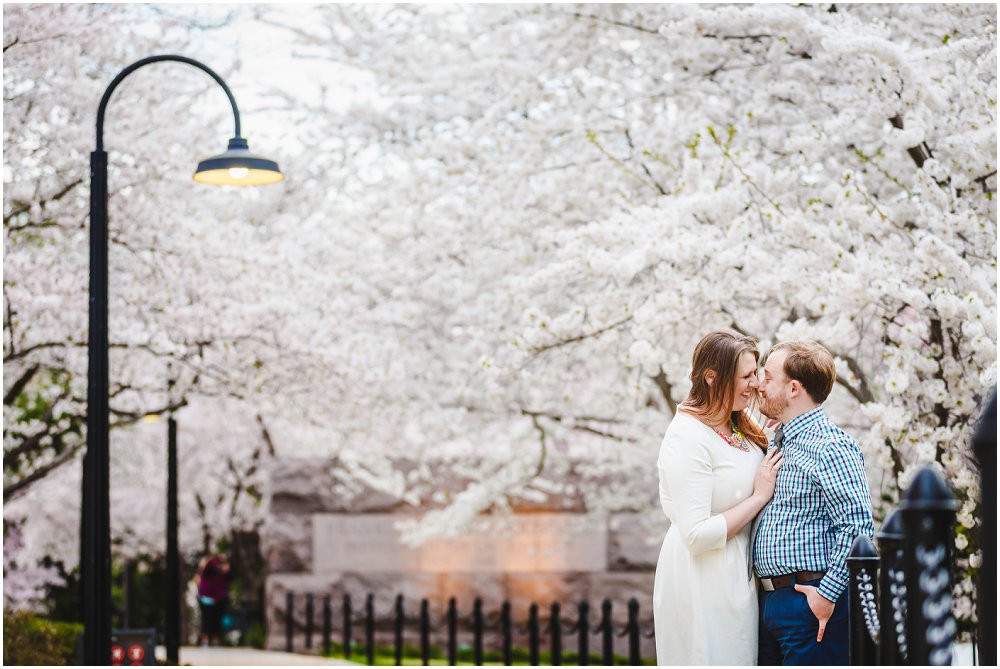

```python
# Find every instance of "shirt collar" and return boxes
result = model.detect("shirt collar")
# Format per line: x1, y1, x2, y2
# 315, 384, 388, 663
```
781, 406, 826, 442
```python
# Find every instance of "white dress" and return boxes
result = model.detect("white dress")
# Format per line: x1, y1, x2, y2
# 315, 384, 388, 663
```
652, 412, 763, 666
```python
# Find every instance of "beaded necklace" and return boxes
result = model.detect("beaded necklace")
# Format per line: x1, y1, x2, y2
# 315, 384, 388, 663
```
714, 422, 750, 452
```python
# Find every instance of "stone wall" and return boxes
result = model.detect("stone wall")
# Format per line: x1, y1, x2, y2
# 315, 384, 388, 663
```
262, 457, 666, 659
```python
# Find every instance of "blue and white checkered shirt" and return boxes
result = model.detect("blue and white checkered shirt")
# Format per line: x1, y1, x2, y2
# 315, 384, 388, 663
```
753, 407, 875, 602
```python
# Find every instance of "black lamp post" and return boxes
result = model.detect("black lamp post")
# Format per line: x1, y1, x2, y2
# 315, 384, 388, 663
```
82, 55, 282, 666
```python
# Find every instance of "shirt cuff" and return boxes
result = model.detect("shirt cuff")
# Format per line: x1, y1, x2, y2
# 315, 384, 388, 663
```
684, 514, 729, 555
817, 574, 846, 603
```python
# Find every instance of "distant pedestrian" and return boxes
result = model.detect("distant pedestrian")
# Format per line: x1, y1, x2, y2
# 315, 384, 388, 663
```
196, 554, 230, 647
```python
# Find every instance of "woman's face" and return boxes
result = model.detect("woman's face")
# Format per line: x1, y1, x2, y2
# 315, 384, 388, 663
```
732, 351, 759, 412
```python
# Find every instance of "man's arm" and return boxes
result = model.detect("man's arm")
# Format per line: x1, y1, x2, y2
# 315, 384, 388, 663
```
815, 435, 876, 603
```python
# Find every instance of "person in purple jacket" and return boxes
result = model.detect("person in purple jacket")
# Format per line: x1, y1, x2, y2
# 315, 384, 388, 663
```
196, 554, 231, 646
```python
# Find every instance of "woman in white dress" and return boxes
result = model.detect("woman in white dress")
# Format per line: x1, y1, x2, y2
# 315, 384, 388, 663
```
653, 331, 783, 665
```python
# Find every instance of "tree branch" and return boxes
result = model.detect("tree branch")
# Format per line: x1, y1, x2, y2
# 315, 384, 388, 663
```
3, 363, 40, 406
4, 177, 84, 226
256, 413, 277, 457
565, 11, 660, 35
530, 316, 633, 355
3, 441, 84, 502
650, 370, 677, 414
528, 414, 547, 478
520, 408, 637, 443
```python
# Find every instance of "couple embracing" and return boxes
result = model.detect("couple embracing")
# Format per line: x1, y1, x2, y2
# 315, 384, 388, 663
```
652, 331, 875, 666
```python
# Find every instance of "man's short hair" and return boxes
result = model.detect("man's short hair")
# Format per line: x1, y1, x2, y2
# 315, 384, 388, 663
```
768, 341, 837, 404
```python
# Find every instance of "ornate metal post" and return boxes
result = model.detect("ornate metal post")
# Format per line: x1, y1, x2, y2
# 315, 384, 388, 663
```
877, 510, 907, 665
847, 534, 879, 664
900, 467, 958, 665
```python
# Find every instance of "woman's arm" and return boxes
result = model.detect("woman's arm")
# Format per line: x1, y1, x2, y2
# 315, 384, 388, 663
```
722, 448, 782, 539
660, 434, 729, 555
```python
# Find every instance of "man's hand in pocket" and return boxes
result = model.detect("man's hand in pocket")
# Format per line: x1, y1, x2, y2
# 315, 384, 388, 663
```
794, 584, 835, 642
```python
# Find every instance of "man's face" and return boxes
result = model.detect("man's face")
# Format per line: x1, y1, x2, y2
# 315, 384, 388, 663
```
759, 349, 790, 420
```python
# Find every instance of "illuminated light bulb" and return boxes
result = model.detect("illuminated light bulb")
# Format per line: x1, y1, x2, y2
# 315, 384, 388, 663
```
229, 167, 249, 180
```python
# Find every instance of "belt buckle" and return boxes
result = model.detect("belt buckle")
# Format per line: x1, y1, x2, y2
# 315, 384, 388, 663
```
760, 577, 775, 592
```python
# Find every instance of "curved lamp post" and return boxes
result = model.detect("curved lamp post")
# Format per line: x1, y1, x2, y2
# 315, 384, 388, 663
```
83, 55, 282, 666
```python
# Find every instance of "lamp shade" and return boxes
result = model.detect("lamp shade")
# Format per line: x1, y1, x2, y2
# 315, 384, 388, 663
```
193, 137, 283, 186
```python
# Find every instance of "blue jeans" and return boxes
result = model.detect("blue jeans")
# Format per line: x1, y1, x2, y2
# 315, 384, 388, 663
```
758, 578, 849, 665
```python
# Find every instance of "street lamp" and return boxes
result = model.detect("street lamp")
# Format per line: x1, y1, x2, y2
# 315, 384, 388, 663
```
82, 54, 282, 666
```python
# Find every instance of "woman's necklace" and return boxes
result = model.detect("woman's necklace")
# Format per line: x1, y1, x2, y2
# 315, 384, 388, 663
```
714, 422, 750, 452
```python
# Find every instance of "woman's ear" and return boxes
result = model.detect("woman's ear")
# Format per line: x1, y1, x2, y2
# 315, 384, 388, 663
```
704, 370, 716, 386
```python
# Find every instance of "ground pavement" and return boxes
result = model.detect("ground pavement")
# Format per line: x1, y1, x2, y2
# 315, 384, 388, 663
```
154, 646, 357, 666
154, 642, 977, 666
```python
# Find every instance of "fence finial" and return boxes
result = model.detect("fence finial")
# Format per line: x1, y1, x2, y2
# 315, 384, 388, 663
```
900, 466, 958, 666
847, 534, 879, 665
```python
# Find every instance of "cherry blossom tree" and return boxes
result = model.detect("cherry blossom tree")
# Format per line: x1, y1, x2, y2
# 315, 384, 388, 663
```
3, 3, 300, 601
258, 3, 995, 629
4, 3, 995, 632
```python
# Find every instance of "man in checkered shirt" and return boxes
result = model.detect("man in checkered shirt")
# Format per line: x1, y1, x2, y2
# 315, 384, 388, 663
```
753, 341, 875, 665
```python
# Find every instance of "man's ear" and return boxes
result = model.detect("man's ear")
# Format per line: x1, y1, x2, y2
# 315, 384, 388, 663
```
704, 370, 716, 386
789, 379, 802, 398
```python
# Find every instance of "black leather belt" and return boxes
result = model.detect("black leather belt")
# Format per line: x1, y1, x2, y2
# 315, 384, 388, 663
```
759, 570, 826, 592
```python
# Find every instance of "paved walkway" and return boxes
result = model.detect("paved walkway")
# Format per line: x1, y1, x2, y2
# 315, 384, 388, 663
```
154, 641, 978, 666
154, 646, 357, 666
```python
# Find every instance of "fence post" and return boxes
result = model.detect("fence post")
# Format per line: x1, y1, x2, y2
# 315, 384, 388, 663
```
550, 602, 562, 666
900, 466, 958, 666
600, 598, 613, 666
877, 510, 906, 664
365, 593, 375, 666
528, 603, 539, 666
577, 600, 590, 665
394, 594, 405, 666
285, 591, 294, 653
501, 601, 512, 666
626, 598, 640, 666
420, 598, 430, 666
305, 594, 314, 650
341, 594, 351, 659
847, 534, 879, 665
323, 595, 332, 657
473, 597, 483, 666
447, 597, 458, 666
973, 389, 996, 666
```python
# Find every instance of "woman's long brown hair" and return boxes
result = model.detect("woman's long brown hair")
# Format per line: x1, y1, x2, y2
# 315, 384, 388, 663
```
680, 331, 767, 451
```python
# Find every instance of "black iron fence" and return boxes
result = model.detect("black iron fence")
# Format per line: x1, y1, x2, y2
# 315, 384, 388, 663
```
283, 592, 653, 665
847, 464, 979, 666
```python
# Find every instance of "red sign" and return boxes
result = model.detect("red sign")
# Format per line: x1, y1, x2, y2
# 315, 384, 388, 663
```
109, 629, 155, 666
111, 645, 125, 665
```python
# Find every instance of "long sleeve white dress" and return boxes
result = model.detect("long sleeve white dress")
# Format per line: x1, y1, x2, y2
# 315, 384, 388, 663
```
652, 411, 764, 665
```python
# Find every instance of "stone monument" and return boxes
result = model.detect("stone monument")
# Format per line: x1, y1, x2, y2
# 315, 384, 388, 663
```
262, 457, 666, 658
